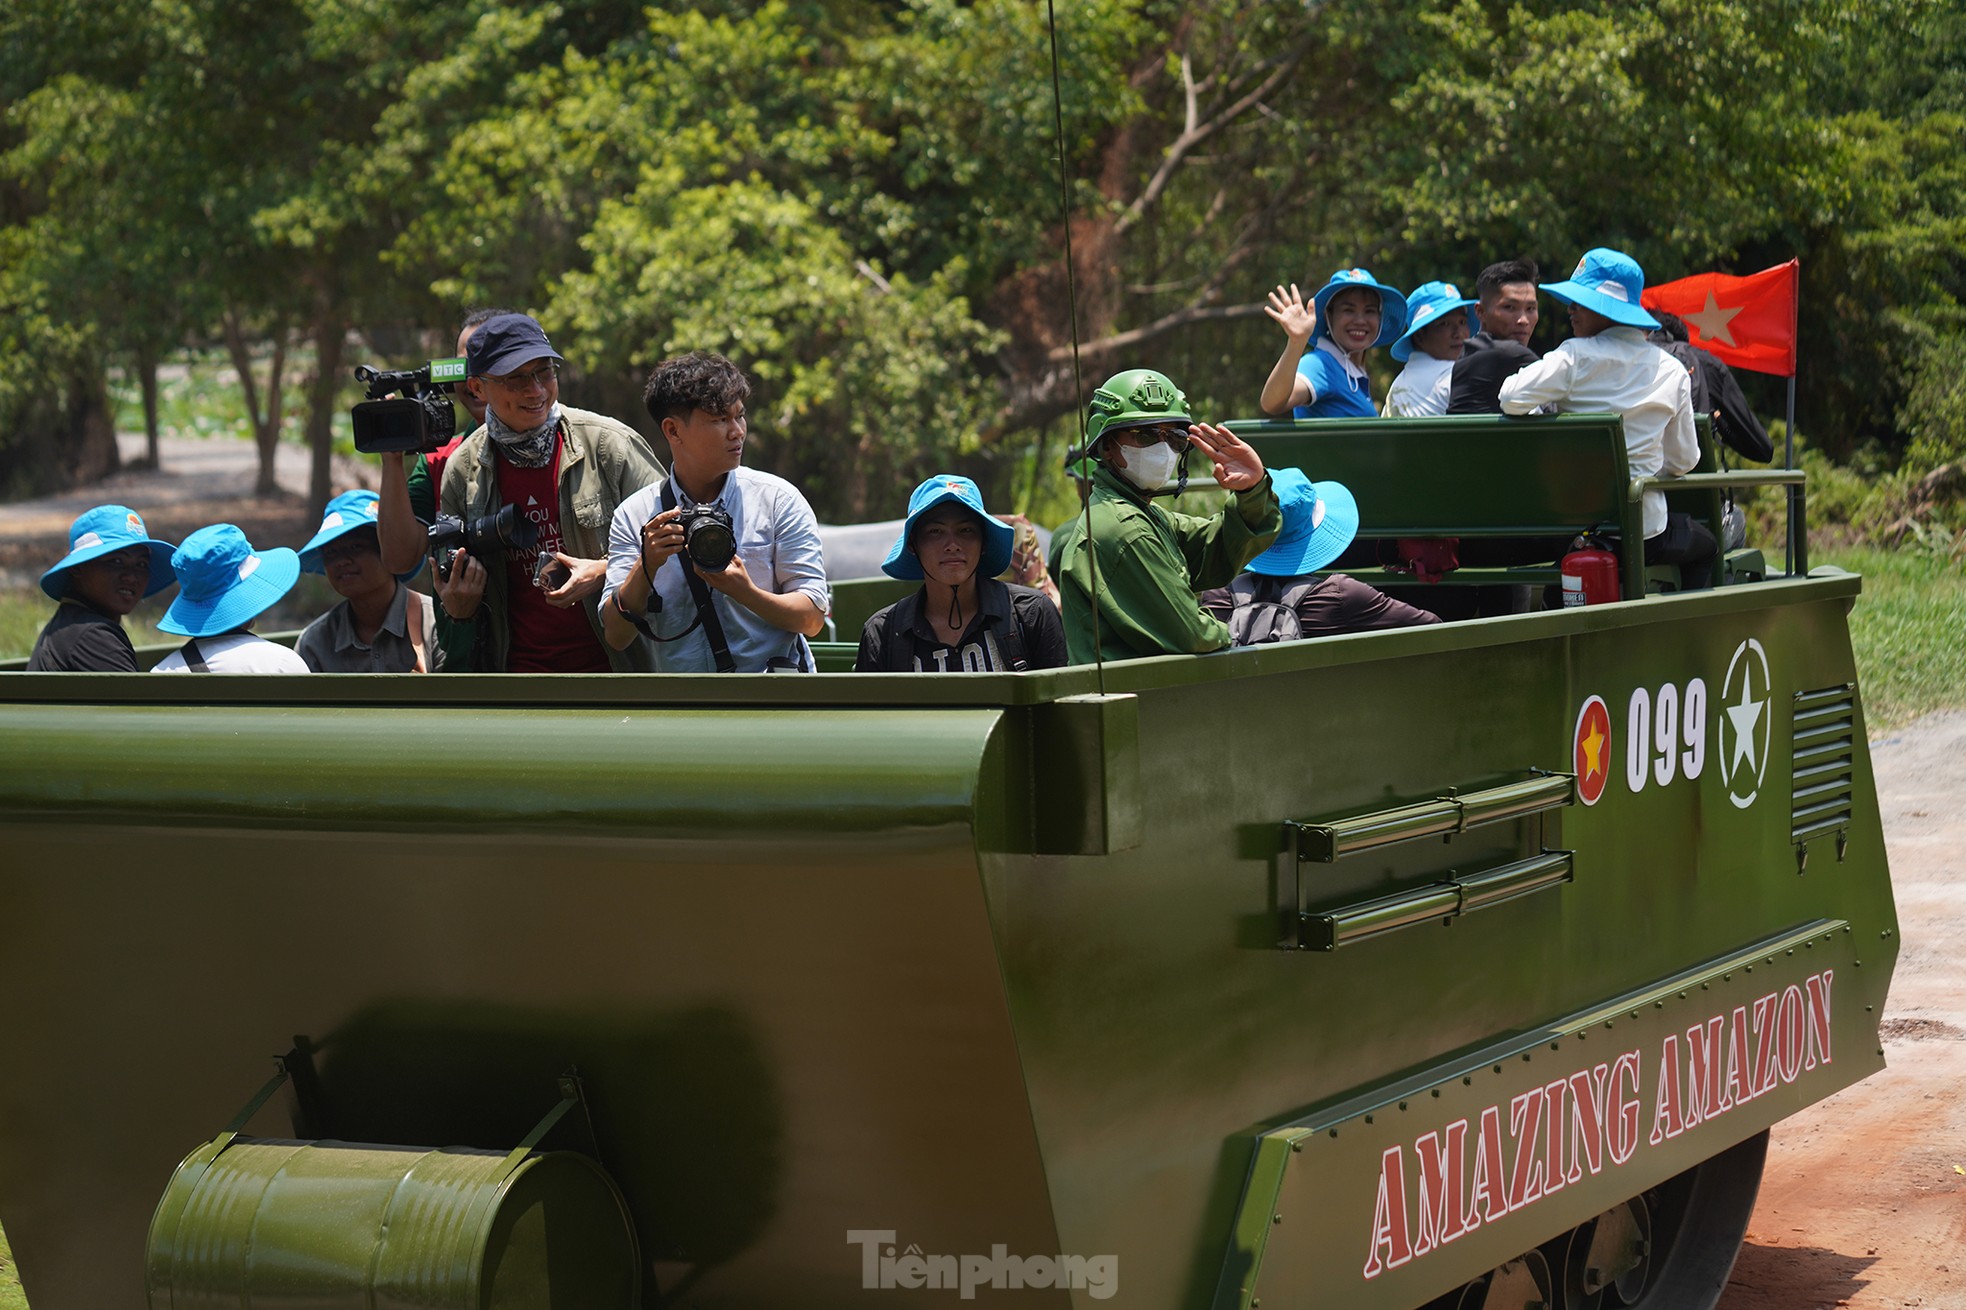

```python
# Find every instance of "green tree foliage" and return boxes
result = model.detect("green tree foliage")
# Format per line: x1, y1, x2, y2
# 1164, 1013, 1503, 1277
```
3, 0, 1961, 523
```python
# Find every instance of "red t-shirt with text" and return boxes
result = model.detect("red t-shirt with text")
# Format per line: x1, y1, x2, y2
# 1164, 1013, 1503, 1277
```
497, 436, 610, 672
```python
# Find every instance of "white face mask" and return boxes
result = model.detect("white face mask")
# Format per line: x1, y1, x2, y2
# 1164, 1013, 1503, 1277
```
1117, 441, 1181, 491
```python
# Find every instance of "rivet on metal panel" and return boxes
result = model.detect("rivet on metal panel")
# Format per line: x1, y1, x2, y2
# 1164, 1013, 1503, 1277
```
1399, 1101, 1408, 1111
1464, 1077, 1473, 1087
1493, 1065, 1503, 1074
1787, 949, 1794, 956
1655, 1001, 1665, 1010
1550, 1042, 1561, 1052
1745, 966, 1753, 974
1432, 1089, 1442, 1098
1866, 1005, 1874, 1013
1725, 973, 1733, 981
1329, 1128, 1339, 1138
1522, 1053, 1532, 1062
1272, 1215, 1283, 1225
1603, 1021, 1614, 1030
1364, 1114, 1374, 1124
1855, 959, 1863, 966
1291, 1142, 1302, 1153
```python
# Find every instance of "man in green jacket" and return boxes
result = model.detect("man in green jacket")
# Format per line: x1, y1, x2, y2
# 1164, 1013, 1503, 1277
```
1053, 368, 1282, 663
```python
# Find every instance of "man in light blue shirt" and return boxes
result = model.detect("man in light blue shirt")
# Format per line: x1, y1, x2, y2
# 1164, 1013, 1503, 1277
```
600, 352, 828, 671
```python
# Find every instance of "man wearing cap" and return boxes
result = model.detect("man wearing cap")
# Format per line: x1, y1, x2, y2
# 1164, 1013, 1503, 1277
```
1448, 259, 1543, 415
295, 491, 458, 673
599, 351, 827, 672
854, 475, 1067, 673
432, 311, 665, 672
1199, 471, 1439, 639
1384, 281, 1480, 417
25, 506, 177, 671
1499, 248, 1715, 573
377, 307, 511, 578
151, 524, 310, 673
1054, 368, 1281, 663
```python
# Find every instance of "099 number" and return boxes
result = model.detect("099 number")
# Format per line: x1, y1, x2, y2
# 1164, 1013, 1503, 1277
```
1626, 680, 1707, 793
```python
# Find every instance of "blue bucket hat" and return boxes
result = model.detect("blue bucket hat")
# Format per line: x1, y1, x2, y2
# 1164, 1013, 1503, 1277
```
1243, 469, 1360, 578
298, 489, 422, 581
882, 475, 1016, 581
39, 504, 177, 600
1391, 281, 1481, 363
1311, 268, 1409, 349
465, 312, 565, 377
158, 524, 301, 638
1542, 247, 1660, 330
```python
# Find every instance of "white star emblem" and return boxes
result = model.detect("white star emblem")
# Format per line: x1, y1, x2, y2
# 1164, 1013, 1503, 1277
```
1726, 690, 1764, 774
1718, 638, 1773, 808
1684, 291, 1744, 348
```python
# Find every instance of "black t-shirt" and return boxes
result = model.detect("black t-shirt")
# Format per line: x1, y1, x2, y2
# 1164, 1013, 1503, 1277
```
25, 600, 139, 671
1448, 333, 1541, 415
856, 579, 1068, 672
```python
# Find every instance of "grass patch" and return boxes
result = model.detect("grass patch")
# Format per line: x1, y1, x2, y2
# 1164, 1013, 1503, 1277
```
0, 1220, 27, 1310
1819, 545, 1966, 731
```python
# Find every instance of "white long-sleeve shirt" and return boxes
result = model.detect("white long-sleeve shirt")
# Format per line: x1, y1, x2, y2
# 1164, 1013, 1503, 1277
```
1498, 326, 1698, 539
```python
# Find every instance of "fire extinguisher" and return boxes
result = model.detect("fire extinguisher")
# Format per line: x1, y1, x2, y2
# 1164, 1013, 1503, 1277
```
1560, 534, 1621, 607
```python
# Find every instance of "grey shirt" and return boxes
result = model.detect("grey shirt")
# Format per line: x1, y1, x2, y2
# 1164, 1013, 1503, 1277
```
294, 583, 439, 673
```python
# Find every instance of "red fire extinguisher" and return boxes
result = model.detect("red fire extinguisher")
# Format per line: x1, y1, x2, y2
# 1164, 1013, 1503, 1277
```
1560, 534, 1620, 607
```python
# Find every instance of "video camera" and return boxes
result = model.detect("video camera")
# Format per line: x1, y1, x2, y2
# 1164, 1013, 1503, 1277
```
351, 358, 467, 455
428, 505, 537, 582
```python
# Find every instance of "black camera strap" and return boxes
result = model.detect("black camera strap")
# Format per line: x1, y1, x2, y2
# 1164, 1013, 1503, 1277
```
657, 480, 736, 673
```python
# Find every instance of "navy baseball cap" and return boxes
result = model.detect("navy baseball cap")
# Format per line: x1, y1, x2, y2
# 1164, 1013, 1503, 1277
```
465, 313, 565, 377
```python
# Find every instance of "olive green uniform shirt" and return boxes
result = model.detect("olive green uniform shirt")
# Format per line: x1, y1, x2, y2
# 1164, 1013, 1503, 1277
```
1053, 465, 1281, 663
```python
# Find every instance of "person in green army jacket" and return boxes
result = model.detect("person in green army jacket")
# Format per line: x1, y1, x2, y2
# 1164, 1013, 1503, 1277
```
1053, 369, 1282, 663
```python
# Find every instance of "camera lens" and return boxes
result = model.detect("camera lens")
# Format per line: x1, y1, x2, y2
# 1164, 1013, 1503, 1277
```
684, 513, 736, 571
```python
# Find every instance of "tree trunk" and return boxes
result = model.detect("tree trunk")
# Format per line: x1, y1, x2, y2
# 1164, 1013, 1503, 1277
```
65, 362, 121, 486
138, 345, 161, 470
305, 308, 346, 521
223, 309, 291, 497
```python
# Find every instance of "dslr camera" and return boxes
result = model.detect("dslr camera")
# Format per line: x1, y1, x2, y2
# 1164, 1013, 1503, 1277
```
676, 504, 736, 572
428, 505, 538, 582
351, 357, 467, 455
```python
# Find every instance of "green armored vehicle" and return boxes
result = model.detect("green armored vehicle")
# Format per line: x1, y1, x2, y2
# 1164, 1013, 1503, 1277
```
0, 414, 1895, 1308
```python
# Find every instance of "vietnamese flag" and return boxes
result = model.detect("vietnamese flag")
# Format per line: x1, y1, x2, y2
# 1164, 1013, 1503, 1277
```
1641, 259, 1799, 377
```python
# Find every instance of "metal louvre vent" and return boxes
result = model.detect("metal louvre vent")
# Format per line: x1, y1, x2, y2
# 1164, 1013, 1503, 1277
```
1791, 683, 1856, 852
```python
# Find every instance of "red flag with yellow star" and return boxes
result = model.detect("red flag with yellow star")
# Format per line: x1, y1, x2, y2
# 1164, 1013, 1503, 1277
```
1641, 260, 1798, 377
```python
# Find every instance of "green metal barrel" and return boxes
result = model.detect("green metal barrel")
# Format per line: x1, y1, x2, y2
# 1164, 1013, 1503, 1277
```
145, 1138, 636, 1309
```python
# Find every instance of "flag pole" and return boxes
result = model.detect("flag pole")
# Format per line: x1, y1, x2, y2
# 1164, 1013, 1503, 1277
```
1785, 261, 1802, 577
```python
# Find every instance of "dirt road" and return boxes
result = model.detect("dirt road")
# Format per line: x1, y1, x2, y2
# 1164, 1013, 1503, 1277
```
1719, 710, 1966, 1310
0, 433, 365, 585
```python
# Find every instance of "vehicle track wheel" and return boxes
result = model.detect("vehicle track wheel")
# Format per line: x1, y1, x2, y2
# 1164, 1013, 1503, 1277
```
1426, 1131, 1768, 1310
1560, 1197, 1651, 1307
1454, 1250, 1553, 1310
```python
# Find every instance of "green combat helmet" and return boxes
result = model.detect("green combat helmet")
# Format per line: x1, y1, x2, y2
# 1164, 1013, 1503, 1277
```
1084, 369, 1189, 451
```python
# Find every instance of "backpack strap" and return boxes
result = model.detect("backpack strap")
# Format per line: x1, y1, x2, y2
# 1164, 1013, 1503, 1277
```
181, 638, 212, 673
992, 582, 1030, 672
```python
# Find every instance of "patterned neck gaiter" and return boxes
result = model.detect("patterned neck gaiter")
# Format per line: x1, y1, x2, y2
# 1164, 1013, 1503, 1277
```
484, 402, 563, 469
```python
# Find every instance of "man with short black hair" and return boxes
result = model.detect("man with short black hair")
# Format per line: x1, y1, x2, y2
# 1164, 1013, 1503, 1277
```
599, 352, 827, 672
432, 312, 665, 671
1448, 258, 1543, 415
